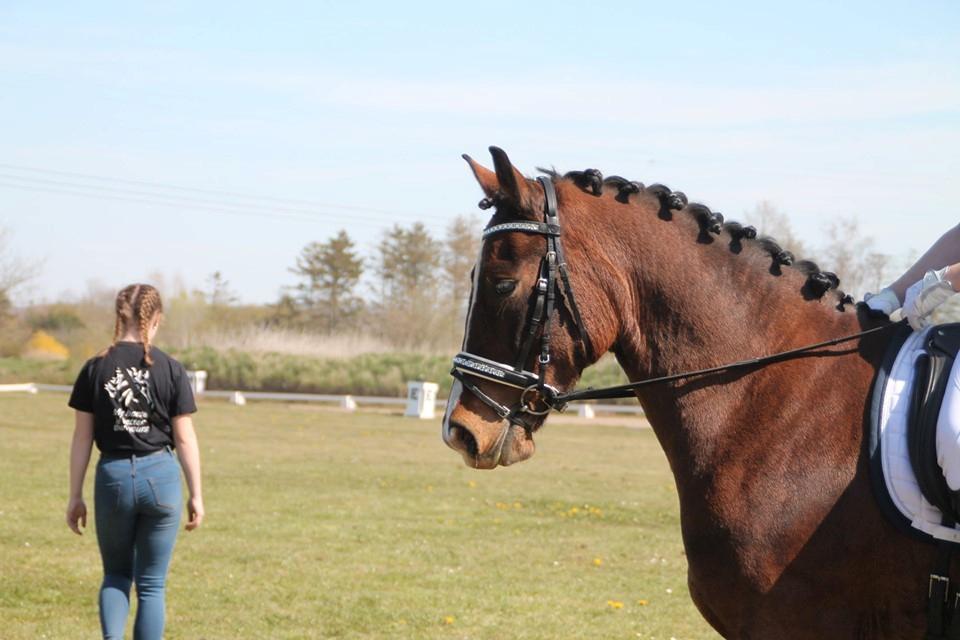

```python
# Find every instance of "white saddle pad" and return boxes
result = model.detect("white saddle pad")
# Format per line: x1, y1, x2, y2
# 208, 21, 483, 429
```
879, 325, 960, 543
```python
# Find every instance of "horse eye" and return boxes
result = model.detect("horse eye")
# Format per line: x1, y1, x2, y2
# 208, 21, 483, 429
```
495, 280, 517, 295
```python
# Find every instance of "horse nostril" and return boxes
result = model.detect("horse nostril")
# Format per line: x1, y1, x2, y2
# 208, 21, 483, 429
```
448, 422, 479, 459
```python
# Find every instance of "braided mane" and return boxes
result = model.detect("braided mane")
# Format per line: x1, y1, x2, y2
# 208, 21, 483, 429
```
539, 168, 854, 311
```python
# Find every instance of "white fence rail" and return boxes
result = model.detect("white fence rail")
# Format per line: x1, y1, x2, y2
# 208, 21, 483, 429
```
0, 383, 38, 394
8, 382, 645, 418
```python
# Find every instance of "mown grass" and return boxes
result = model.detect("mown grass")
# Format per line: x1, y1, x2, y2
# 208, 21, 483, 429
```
0, 356, 78, 385
0, 394, 718, 640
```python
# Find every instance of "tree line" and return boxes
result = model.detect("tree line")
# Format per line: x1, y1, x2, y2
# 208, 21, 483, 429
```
275, 215, 480, 351
1, 204, 952, 360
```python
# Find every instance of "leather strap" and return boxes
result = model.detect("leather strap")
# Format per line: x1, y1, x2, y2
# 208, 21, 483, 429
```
538, 176, 594, 363
483, 221, 560, 238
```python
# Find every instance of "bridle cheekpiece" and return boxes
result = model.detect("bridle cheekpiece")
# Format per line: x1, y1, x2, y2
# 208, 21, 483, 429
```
451, 176, 592, 428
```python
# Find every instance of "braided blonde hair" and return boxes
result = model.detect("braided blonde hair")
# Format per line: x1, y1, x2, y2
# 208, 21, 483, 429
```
111, 284, 164, 366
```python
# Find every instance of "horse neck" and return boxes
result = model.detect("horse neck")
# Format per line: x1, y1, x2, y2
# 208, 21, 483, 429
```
600, 203, 868, 471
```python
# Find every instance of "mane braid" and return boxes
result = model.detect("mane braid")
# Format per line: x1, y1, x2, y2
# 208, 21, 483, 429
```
550, 170, 854, 310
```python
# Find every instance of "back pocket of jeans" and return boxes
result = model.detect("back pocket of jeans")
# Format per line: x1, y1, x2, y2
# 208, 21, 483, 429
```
147, 477, 181, 511
96, 481, 124, 515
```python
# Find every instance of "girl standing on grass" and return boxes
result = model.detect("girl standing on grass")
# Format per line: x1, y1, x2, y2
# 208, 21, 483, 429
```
64, 284, 204, 640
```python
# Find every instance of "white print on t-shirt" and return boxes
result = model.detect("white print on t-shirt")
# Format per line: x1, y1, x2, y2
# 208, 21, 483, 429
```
104, 367, 155, 434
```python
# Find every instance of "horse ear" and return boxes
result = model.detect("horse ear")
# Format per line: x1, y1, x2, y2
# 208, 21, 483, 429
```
462, 154, 499, 198
488, 146, 529, 205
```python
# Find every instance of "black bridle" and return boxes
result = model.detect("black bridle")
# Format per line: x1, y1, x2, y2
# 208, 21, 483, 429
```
451, 176, 591, 426
451, 176, 906, 428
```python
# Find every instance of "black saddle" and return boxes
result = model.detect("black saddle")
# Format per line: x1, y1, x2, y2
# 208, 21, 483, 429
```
910, 323, 960, 525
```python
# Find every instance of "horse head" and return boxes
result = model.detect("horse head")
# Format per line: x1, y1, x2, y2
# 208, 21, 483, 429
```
442, 147, 620, 469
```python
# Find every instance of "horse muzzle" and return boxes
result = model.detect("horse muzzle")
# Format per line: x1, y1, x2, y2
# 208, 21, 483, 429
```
442, 380, 538, 468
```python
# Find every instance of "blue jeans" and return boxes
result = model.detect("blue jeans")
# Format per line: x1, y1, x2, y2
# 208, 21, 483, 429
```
95, 449, 182, 640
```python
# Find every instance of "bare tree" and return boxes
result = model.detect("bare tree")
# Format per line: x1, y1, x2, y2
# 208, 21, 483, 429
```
746, 201, 807, 257
0, 227, 38, 316
819, 216, 894, 298
861, 252, 895, 295
442, 214, 481, 346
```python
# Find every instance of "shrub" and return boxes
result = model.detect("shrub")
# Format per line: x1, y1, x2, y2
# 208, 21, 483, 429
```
24, 330, 70, 361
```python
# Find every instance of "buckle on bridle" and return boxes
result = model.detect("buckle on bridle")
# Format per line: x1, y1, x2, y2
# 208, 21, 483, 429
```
536, 278, 548, 293
520, 384, 561, 416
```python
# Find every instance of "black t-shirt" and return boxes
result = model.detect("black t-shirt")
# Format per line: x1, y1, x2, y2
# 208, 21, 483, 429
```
68, 342, 197, 455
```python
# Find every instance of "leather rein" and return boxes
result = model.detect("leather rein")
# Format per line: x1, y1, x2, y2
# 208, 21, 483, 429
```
451, 176, 905, 427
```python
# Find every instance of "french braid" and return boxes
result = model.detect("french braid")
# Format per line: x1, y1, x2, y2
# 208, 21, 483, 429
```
134, 286, 163, 366
109, 284, 163, 366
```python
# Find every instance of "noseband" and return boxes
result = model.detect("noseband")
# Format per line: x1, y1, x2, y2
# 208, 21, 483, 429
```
451, 176, 591, 427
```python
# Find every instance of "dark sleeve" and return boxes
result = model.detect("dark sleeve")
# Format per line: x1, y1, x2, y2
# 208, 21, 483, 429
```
170, 362, 198, 417
68, 360, 95, 413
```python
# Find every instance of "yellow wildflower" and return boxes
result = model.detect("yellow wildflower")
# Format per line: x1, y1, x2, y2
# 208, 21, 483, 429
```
442, 615, 455, 625
637, 599, 649, 606
593, 557, 603, 567
606, 600, 624, 609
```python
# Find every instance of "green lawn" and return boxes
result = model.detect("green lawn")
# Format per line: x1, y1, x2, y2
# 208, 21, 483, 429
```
0, 394, 719, 640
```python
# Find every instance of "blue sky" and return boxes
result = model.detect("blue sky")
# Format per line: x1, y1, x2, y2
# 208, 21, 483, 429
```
1, 1, 957, 303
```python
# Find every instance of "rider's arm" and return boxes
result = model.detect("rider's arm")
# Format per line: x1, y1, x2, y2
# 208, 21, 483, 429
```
890, 224, 960, 300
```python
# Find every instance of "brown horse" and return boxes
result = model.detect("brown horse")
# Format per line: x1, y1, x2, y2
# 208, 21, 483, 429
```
442, 146, 940, 638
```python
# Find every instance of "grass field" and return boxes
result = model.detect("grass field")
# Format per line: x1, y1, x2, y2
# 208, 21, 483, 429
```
0, 394, 719, 640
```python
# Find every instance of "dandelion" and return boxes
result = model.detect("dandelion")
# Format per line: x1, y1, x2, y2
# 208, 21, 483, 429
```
442, 615, 455, 625
606, 600, 624, 609
593, 557, 603, 567
637, 599, 649, 606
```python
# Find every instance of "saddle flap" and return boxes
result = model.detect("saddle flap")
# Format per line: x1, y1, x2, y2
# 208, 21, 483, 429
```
930, 323, 960, 359
909, 324, 960, 524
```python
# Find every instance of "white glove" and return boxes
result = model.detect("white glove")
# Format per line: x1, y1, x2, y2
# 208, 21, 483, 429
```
863, 288, 901, 316
903, 268, 956, 330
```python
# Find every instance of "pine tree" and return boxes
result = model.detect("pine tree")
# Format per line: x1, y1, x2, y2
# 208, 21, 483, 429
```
373, 223, 442, 347
205, 271, 238, 307
290, 230, 364, 333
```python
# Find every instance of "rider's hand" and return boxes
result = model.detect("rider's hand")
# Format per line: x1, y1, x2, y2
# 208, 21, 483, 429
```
903, 268, 956, 330
65, 497, 87, 535
186, 495, 204, 531
863, 288, 901, 317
